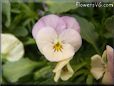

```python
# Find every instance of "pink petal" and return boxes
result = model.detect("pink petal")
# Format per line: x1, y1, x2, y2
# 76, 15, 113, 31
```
102, 70, 113, 84
32, 20, 45, 39
61, 16, 80, 33
32, 14, 66, 39
106, 45, 114, 81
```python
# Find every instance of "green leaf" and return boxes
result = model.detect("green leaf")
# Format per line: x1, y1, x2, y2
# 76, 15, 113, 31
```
104, 16, 114, 33
3, 58, 39, 82
75, 7, 93, 18
72, 62, 86, 72
12, 26, 28, 37
2, 0, 11, 27
75, 77, 85, 83
74, 15, 99, 54
70, 69, 87, 81
86, 74, 93, 84
23, 37, 36, 46
103, 32, 114, 39
19, 3, 38, 19
46, 0, 77, 13
34, 66, 52, 80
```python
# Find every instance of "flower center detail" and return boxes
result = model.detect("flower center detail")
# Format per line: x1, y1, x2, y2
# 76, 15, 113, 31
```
62, 66, 68, 72
53, 42, 63, 52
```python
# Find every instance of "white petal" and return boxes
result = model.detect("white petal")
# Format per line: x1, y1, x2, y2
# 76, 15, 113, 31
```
1, 34, 17, 53
53, 58, 72, 82
102, 50, 107, 63
53, 58, 71, 72
53, 70, 61, 82
42, 43, 74, 62
61, 63, 74, 81
1, 34, 24, 62
7, 43, 24, 61
60, 29, 82, 51
90, 55, 105, 80
35, 27, 57, 53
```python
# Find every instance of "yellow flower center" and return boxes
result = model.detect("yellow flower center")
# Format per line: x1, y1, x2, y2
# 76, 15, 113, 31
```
53, 42, 63, 52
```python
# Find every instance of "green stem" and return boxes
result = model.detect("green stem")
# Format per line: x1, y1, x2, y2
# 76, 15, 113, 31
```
92, 44, 101, 55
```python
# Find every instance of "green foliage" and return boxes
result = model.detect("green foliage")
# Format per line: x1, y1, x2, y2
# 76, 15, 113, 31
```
12, 26, 28, 37
86, 74, 94, 84
103, 16, 114, 38
34, 65, 53, 80
2, 0, 113, 85
74, 15, 99, 53
45, 0, 77, 14
3, 58, 41, 82
2, 0, 11, 27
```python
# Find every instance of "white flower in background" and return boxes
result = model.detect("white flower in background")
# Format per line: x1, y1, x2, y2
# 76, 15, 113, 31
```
1, 33, 24, 62
53, 58, 74, 82
91, 45, 114, 84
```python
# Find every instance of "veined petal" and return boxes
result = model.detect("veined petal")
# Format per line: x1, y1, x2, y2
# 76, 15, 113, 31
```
35, 27, 57, 53
60, 29, 82, 51
106, 45, 114, 80
61, 16, 80, 32
61, 63, 74, 81
42, 43, 74, 62
1, 34, 24, 62
90, 55, 105, 80
102, 70, 113, 84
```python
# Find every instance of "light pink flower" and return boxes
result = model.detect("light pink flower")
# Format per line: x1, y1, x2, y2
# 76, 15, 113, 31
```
32, 14, 82, 62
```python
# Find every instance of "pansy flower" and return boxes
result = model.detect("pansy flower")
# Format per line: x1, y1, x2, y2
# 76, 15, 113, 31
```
32, 14, 82, 62
32, 14, 82, 82
91, 45, 114, 84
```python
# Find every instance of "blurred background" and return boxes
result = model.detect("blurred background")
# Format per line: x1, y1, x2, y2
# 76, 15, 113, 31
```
1, 0, 114, 85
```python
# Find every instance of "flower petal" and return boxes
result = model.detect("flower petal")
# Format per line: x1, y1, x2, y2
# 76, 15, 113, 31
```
35, 27, 57, 53
7, 43, 24, 62
53, 58, 71, 72
32, 20, 45, 39
60, 29, 82, 51
42, 43, 74, 62
102, 50, 107, 64
53, 70, 61, 82
90, 55, 105, 80
61, 16, 80, 32
32, 14, 66, 38
53, 58, 72, 82
1, 34, 24, 62
106, 45, 114, 80
61, 63, 74, 81
102, 70, 113, 84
